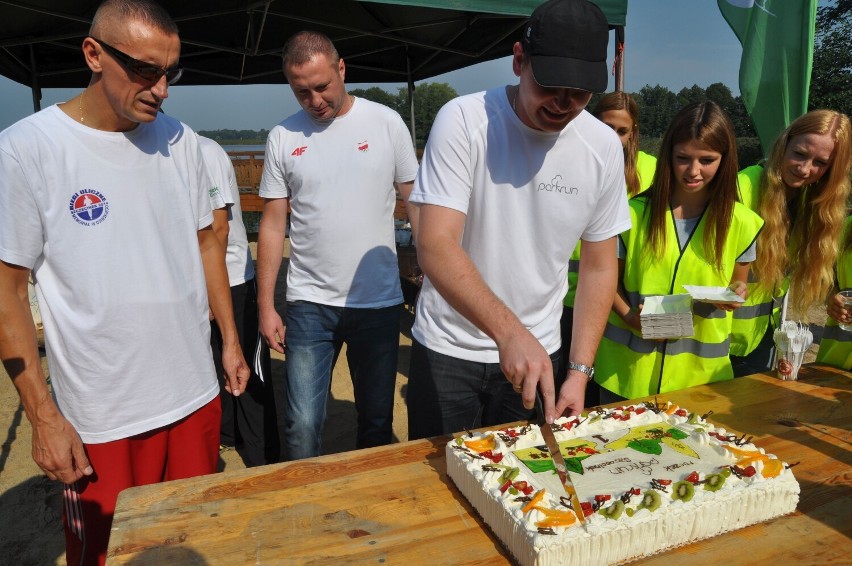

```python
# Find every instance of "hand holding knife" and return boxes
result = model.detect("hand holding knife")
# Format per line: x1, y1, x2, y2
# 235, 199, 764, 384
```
535, 390, 587, 526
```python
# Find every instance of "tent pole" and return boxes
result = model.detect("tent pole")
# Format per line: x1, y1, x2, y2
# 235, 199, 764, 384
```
613, 25, 625, 92
29, 44, 41, 112
407, 52, 416, 149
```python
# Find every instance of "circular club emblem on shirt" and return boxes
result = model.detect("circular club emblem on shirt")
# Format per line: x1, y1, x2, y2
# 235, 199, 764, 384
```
68, 189, 109, 226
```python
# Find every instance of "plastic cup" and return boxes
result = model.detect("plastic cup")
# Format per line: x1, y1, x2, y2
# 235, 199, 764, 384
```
776, 350, 805, 381
840, 290, 852, 331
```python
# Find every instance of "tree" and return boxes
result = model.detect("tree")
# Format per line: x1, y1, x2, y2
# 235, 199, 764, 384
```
809, 0, 852, 116
676, 84, 706, 108
728, 96, 757, 139
704, 82, 756, 138
350, 82, 457, 148
402, 82, 458, 147
348, 87, 400, 113
635, 84, 679, 137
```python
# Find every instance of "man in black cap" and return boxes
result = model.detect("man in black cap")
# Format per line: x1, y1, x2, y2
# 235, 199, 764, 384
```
406, 0, 631, 438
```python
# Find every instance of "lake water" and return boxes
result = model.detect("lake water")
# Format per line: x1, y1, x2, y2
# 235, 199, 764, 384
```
223, 144, 265, 155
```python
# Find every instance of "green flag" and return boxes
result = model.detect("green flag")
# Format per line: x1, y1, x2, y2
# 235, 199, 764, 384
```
717, 0, 817, 157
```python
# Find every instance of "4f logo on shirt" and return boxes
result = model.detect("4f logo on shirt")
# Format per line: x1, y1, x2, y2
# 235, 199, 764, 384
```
68, 189, 109, 226
358, 140, 369, 152
291, 146, 308, 156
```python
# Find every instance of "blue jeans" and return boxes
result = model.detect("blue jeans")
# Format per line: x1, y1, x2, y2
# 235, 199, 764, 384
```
284, 301, 400, 460
406, 339, 559, 440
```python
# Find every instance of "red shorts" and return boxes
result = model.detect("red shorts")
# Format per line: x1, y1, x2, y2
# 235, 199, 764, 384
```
63, 396, 221, 566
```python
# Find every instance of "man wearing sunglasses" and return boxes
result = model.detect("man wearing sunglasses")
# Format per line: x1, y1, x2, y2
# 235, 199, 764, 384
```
0, 1, 249, 564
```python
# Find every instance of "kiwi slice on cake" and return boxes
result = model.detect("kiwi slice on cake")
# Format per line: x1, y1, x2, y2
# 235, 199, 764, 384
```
671, 480, 695, 502
637, 490, 661, 512
598, 499, 625, 520
703, 473, 726, 492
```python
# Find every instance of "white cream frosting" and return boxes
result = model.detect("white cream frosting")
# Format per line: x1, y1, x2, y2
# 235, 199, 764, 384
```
446, 403, 800, 566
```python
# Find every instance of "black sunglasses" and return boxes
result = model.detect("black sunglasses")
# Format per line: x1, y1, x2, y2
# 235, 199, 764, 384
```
90, 37, 183, 85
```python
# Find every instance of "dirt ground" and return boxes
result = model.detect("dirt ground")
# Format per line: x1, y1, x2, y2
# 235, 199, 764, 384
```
0, 237, 824, 565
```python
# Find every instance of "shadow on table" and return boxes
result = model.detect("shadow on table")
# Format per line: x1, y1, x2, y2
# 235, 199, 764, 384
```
121, 545, 208, 565
701, 367, 850, 463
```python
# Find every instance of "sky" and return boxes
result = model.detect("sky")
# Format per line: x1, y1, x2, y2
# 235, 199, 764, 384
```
0, 1, 747, 132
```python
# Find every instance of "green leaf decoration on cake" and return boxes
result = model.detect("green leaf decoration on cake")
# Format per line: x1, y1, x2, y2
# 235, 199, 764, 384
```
627, 438, 663, 455
514, 440, 598, 475
605, 424, 699, 459
668, 428, 689, 440
565, 457, 585, 475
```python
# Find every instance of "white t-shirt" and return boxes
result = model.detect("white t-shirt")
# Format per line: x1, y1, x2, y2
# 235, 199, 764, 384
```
198, 136, 254, 286
259, 97, 418, 307
410, 88, 631, 362
0, 106, 219, 444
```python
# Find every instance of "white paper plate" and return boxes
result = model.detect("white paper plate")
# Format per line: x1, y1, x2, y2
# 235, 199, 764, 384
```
682, 285, 745, 304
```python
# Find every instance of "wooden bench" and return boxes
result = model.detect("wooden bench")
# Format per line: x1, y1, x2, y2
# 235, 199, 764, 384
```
229, 151, 291, 214
230, 151, 266, 212
230, 151, 264, 190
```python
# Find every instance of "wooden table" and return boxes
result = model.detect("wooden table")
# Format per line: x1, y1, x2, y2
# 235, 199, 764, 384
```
107, 365, 851, 565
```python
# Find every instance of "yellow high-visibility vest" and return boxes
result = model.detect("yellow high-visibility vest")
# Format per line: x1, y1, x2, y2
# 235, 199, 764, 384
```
563, 151, 657, 308
816, 217, 852, 370
595, 194, 763, 399
731, 165, 786, 356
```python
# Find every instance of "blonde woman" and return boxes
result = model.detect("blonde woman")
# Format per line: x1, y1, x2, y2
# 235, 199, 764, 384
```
731, 110, 852, 376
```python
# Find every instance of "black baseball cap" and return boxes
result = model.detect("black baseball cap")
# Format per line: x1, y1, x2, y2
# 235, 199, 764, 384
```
522, 0, 609, 93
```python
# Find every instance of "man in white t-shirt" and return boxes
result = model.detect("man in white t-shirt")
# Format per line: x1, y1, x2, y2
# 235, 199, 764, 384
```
407, 0, 631, 439
0, 2, 248, 563
257, 31, 418, 460
199, 135, 276, 466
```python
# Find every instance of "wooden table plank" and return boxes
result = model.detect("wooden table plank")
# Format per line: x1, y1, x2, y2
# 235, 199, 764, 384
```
107, 365, 851, 565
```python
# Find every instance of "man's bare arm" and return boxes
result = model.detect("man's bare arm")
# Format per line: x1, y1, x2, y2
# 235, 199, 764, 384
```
198, 227, 248, 395
558, 236, 619, 416
256, 197, 289, 353
416, 203, 558, 419
0, 261, 92, 482
211, 207, 230, 251
395, 181, 418, 240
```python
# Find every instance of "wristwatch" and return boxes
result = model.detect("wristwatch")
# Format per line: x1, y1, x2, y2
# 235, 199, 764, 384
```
568, 361, 595, 381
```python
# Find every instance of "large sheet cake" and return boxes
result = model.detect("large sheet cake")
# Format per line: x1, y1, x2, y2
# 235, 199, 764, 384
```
446, 402, 799, 565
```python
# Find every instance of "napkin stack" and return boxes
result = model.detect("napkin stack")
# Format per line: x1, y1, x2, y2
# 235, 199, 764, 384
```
640, 294, 694, 339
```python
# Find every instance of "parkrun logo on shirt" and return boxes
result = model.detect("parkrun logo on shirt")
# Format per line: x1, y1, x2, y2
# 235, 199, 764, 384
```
537, 174, 578, 195
68, 189, 109, 226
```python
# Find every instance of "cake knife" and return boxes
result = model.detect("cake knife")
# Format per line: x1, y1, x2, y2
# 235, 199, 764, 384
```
535, 391, 586, 526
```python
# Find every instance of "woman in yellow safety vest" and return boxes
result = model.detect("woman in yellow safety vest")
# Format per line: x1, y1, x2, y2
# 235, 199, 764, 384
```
594, 91, 658, 197
594, 100, 763, 402
816, 217, 852, 370
731, 110, 852, 376
561, 92, 656, 405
